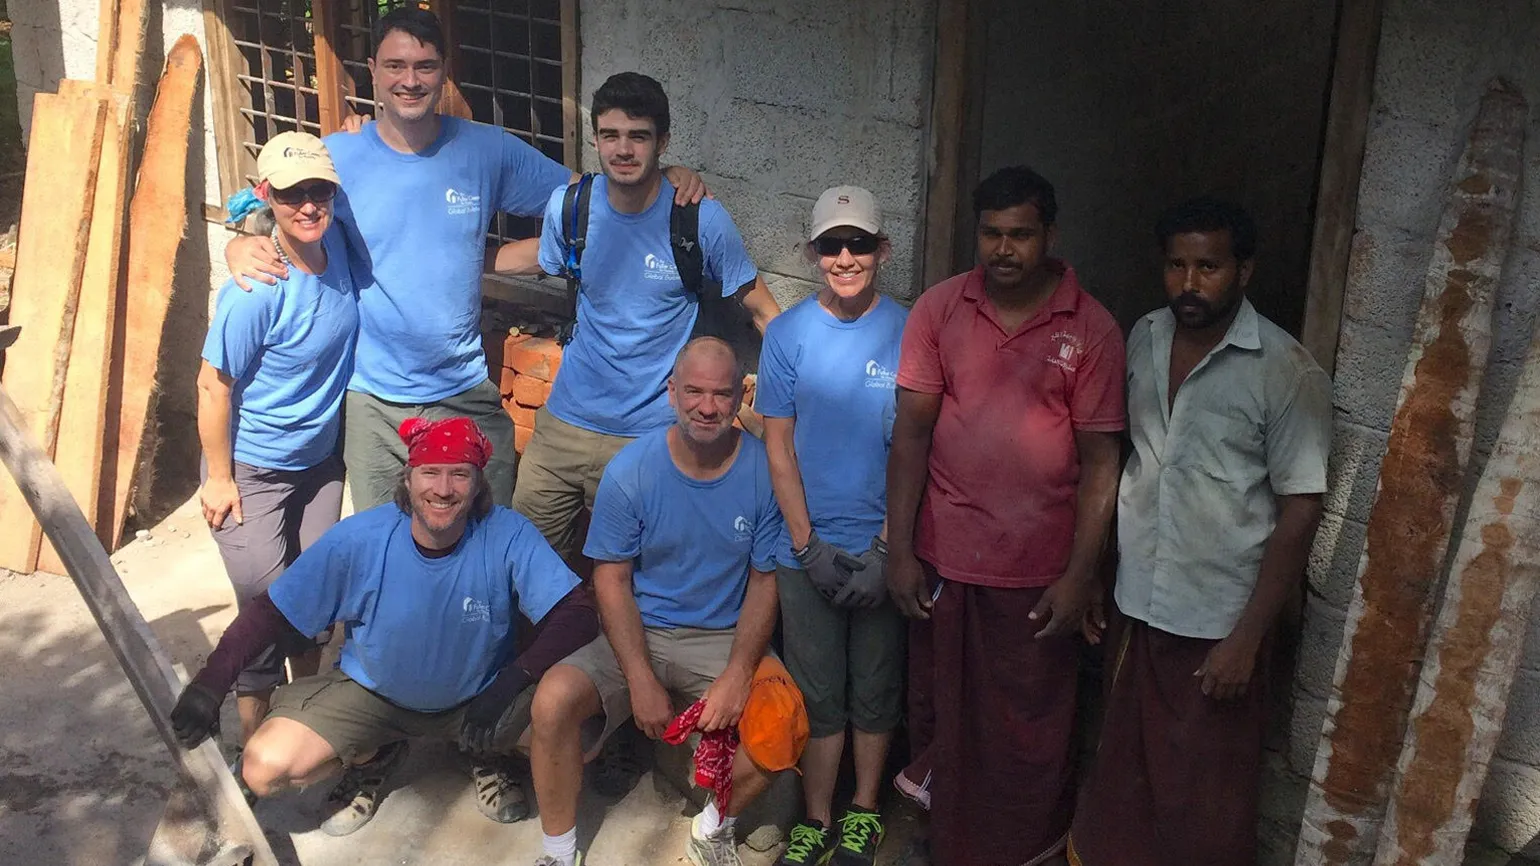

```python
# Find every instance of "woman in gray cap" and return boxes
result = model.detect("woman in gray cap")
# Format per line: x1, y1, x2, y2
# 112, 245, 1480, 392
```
758, 186, 908, 866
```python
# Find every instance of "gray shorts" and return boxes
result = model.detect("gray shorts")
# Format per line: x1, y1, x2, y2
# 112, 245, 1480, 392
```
205, 456, 344, 694
777, 564, 906, 738
342, 379, 517, 513
510, 406, 634, 562
557, 627, 738, 753
267, 668, 537, 765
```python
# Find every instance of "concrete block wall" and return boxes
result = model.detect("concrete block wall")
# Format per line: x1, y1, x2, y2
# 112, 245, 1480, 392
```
1268, 1, 1540, 862
576, 0, 934, 308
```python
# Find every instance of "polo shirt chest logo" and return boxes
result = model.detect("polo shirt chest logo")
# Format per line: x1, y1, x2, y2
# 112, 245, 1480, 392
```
1047, 331, 1084, 372
864, 359, 897, 389
444, 187, 481, 216
732, 514, 751, 542
461, 595, 492, 624
642, 252, 680, 282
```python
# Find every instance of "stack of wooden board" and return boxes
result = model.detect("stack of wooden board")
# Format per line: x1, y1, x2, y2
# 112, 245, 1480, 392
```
0, 0, 203, 574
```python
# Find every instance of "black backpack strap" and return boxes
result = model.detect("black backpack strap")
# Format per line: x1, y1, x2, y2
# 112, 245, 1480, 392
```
670, 201, 706, 303
556, 173, 595, 346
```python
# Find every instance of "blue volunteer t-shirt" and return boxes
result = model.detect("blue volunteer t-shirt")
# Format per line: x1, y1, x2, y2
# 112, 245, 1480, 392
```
202, 226, 357, 471
583, 429, 782, 629
269, 504, 580, 711
756, 295, 906, 561
537, 176, 759, 436
326, 118, 572, 403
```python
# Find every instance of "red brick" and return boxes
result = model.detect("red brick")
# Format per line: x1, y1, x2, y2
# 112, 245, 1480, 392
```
513, 423, 535, 454
506, 335, 562, 382
510, 373, 552, 408
505, 400, 537, 428
498, 363, 519, 399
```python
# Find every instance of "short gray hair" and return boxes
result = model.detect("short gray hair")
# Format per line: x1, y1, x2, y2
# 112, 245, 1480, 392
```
671, 335, 745, 384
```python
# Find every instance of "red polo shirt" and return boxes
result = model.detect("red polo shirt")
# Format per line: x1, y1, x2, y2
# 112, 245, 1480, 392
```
897, 263, 1125, 587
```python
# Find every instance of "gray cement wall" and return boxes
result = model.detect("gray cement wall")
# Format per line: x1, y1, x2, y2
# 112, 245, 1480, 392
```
1274, 2, 1540, 863
971, 0, 1337, 334
10, 0, 234, 524
576, 0, 933, 307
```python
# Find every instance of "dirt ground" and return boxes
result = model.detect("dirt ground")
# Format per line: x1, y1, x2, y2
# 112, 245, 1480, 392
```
0, 492, 929, 865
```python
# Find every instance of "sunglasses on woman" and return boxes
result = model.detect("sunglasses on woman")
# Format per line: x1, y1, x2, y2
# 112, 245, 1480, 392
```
271, 180, 338, 207
812, 234, 881, 257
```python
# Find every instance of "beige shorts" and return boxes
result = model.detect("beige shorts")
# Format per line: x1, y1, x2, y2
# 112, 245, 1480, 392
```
558, 627, 739, 752
268, 668, 536, 764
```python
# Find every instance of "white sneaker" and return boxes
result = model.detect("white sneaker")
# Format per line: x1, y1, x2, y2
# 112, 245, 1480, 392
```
688, 812, 742, 866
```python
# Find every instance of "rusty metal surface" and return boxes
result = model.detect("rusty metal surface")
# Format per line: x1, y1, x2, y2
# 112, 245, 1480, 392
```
1296, 79, 1528, 866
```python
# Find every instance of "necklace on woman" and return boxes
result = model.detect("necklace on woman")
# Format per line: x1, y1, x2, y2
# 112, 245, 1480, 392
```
270, 225, 295, 270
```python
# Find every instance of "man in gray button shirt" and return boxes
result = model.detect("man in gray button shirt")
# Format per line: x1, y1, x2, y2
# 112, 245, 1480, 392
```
1068, 198, 1331, 866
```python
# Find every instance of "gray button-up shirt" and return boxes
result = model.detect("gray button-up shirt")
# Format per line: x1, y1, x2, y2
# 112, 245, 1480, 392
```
1115, 300, 1331, 640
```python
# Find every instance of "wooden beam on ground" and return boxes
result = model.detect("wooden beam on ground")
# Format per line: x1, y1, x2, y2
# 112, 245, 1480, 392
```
106, 36, 203, 551
0, 90, 109, 573
37, 84, 134, 575
102, 0, 149, 92
0, 377, 276, 866
1300, 0, 1387, 376
919, 0, 970, 293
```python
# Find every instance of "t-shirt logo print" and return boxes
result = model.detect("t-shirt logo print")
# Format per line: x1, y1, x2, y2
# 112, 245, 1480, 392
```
732, 515, 752, 541
1047, 331, 1084, 372
444, 187, 481, 216
865, 359, 897, 389
462, 595, 492, 624
642, 252, 680, 281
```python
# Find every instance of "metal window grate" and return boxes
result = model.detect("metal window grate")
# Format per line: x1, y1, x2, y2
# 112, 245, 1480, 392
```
226, 0, 325, 185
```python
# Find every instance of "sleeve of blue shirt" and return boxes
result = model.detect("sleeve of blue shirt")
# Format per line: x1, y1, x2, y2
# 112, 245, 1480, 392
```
536, 185, 568, 277
201, 280, 275, 379
496, 130, 575, 217
502, 513, 583, 624
754, 317, 798, 419
749, 447, 783, 572
699, 202, 759, 298
268, 524, 367, 637
583, 455, 644, 563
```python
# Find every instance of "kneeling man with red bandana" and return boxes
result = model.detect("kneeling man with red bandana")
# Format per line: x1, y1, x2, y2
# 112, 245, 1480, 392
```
170, 417, 599, 834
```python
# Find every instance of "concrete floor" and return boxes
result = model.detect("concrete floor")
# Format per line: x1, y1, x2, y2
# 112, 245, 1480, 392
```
0, 494, 928, 865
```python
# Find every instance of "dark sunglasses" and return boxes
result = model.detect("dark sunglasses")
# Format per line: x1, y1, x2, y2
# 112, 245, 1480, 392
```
271, 180, 338, 206
812, 234, 880, 257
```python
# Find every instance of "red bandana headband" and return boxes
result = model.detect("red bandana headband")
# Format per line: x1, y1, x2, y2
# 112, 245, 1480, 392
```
397, 417, 494, 469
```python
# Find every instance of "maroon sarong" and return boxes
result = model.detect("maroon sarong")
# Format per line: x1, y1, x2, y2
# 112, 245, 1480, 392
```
903, 565, 1080, 866
1067, 616, 1268, 866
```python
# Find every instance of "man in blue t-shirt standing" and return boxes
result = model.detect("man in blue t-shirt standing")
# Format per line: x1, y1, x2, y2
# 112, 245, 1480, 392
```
517, 72, 781, 564
169, 418, 599, 836
225, 9, 709, 512
526, 338, 784, 866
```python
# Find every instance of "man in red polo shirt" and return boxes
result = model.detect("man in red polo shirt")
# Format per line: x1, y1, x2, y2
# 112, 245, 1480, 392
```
885, 165, 1125, 865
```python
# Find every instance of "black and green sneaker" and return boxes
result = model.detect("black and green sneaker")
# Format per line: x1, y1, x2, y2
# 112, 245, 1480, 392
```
776, 820, 835, 865
828, 807, 884, 865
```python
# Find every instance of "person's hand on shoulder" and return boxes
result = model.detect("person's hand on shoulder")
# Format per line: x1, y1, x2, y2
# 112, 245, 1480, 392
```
226, 234, 287, 291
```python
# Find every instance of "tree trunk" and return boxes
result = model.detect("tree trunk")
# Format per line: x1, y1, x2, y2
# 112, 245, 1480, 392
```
1295, 78, 1527, 866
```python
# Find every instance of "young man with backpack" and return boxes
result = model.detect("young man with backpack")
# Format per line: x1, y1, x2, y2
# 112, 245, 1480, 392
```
519, 72, 780, 562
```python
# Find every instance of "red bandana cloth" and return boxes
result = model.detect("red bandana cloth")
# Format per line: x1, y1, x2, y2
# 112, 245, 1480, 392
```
397, 417, 494, 468
663, 699, 739, 811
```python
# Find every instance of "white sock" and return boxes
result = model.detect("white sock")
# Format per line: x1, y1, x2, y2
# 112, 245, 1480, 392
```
697, 800, 737, 837
542, 828, 578, 865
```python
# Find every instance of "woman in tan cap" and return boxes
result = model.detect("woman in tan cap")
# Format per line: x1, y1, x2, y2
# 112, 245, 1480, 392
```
196, 131, 357, 750
757, 186, 909, 866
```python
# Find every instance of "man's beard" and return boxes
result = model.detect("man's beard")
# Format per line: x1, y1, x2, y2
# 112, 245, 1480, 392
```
1170, 285, 1241, 329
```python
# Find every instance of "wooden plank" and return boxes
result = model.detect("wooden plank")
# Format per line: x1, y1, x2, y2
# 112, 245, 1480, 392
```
1300, 0, 1387, 376
919, 0, 970, 292
105, 36, 204, 551
312, 0, 349, 135
0, 91, 109, 574
95, 0, 121, 85
109, 0, 149, 92
37, 85, 133, 576
561, 0, 580, 170
203, 0, 249, 205
0, 380, 277, 866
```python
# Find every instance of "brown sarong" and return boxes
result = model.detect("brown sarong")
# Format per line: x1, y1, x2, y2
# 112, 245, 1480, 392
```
903, 564, 1080, 866
1067, 615, 1268, 866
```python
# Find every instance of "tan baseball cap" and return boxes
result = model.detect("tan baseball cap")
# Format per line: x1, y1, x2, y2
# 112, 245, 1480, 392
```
810, 185, 882, 240
257, 131, 341, 191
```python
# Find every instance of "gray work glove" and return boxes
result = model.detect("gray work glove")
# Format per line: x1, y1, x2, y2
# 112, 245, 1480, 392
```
833, 537, 889, 609
794, 532, 863, 600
